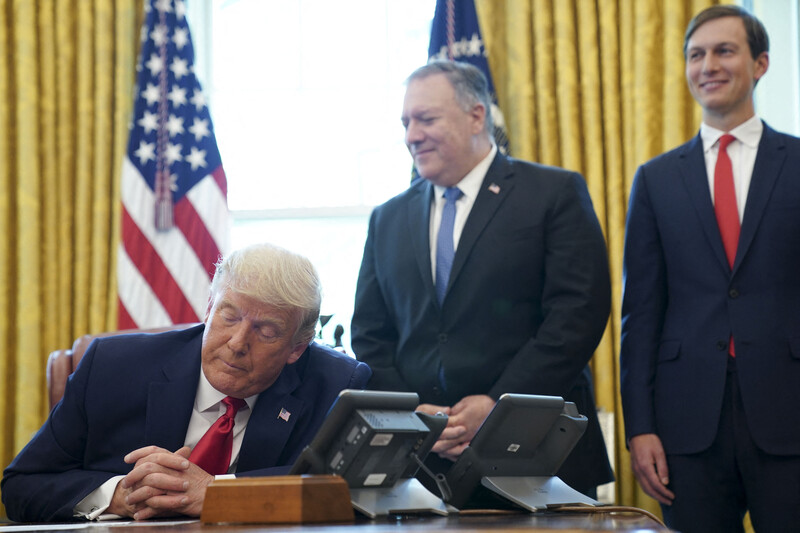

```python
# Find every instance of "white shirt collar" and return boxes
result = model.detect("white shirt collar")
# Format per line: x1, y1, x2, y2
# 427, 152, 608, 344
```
700, 115, 763, 152
196, 368, 258, 413
433, 144, 497, 201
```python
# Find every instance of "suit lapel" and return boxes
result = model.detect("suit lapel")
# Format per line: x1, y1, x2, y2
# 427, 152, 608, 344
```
735, 124, 786, 273
145, 332, 203, 450
237, 358, 304, 471
448, 153, 514, 291
678, 134, 732, 274
407, 180, 437, 301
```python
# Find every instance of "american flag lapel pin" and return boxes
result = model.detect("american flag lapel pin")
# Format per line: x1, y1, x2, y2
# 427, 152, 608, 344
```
488, 183, 501, 194
278, 408, 291, 422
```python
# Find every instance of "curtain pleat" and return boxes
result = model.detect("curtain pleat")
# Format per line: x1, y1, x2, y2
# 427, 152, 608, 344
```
10, 0, 46, 458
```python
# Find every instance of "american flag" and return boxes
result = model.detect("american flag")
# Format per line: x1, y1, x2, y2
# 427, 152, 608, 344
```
118, 0, 228, 329
428, 0, 509, 154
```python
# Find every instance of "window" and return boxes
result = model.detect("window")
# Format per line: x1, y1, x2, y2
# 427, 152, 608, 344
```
747, 0, 800, 135
187, 0, 435, 350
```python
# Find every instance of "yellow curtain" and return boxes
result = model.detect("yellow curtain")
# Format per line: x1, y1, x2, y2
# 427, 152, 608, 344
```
0, 0, 142, 517
476, 0, 715, 516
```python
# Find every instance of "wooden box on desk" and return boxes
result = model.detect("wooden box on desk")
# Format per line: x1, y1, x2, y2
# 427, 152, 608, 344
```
201, 475, 354, 525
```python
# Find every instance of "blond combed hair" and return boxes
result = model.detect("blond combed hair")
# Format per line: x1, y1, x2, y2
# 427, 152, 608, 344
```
210, 243, 322, 345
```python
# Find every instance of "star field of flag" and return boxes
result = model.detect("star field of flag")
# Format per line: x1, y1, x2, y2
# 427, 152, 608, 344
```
129, 0, 223, 202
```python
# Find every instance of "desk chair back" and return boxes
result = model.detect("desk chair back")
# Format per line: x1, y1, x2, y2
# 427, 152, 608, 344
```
46, 324, 199, 410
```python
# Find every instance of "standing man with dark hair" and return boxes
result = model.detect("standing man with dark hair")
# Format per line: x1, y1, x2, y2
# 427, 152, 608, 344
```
621, 5, 800, 532
351, 60, 613, 497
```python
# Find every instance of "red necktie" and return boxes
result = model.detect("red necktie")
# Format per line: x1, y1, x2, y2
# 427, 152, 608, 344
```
189, 396, 247, 475
714, 133, 738, 356
714, 134, 740, 269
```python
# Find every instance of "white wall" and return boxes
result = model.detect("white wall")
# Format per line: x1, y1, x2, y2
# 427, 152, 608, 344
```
749, 0, 800, 135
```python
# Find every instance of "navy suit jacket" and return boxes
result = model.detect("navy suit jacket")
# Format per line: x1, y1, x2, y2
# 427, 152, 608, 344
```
621, 123, 800, 456
1, 325, 371, 522
351, 153, 613, 492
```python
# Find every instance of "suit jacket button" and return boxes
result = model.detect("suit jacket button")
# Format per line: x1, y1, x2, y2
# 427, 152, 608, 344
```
438, 333, 448, 343
717, 340, 728, 351
728, 288, 739, 298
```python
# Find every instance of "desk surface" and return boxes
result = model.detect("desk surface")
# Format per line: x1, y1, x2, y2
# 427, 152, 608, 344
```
1, 509, 671, 532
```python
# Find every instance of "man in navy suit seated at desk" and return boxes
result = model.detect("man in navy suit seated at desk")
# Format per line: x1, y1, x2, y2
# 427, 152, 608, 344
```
2, 243, 371, 522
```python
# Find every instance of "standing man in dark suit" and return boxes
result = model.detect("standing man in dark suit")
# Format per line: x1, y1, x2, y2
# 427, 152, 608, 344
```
2, 243, 371, 522
621, 6, 800, 532
351, 61, 613, 496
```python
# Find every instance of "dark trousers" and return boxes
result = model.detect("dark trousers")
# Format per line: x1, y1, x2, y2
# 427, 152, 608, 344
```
662, 357, 800, 533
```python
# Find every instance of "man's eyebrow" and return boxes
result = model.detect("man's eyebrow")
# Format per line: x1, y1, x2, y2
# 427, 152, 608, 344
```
255, 316, 284, 327
251, 313, 289, 331
217, 300, 237, 312
688, 40, 738, 51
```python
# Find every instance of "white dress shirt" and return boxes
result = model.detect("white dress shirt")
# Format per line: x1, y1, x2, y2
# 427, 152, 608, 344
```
184, 371, 257, 472
429, 144, 498, 280
700, 115, 763, 223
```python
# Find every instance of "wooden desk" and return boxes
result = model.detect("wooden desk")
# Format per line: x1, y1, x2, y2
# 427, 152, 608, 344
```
1, 509, 671, 532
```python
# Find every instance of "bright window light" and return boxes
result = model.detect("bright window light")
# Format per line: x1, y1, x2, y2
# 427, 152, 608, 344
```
187, 0, 435, 350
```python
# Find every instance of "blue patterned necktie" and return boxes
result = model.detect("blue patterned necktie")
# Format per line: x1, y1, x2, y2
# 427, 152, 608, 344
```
436, 187, 463, 304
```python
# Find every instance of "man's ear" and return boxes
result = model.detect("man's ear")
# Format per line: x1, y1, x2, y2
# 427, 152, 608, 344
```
754, 51, 769, 82
287, 342, 309, 365
469, 103, 487, 134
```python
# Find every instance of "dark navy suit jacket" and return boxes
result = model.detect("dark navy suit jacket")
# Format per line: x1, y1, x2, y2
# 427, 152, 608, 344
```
351, 153, 613, 493
621, 123, 800, 456
1, 324, 371, 522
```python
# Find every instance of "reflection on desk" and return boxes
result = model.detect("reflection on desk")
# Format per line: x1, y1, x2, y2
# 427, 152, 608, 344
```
0, 509, 672, 532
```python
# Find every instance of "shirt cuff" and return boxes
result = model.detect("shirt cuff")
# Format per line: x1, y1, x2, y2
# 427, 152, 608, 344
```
73, 475, 125, 520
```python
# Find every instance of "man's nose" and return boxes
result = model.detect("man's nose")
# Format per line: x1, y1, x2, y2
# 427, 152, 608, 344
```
702, 53, 719, 73
227, 322, 250, 355
405, 121, 424, 145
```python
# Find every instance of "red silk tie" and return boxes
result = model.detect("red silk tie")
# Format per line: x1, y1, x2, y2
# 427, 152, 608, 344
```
714, 134, 739, 269
189, 396, 247, 475
714, 133, 739, 356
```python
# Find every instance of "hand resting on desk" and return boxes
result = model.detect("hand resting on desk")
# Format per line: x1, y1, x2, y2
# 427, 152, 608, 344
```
110, 445, 214, 520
